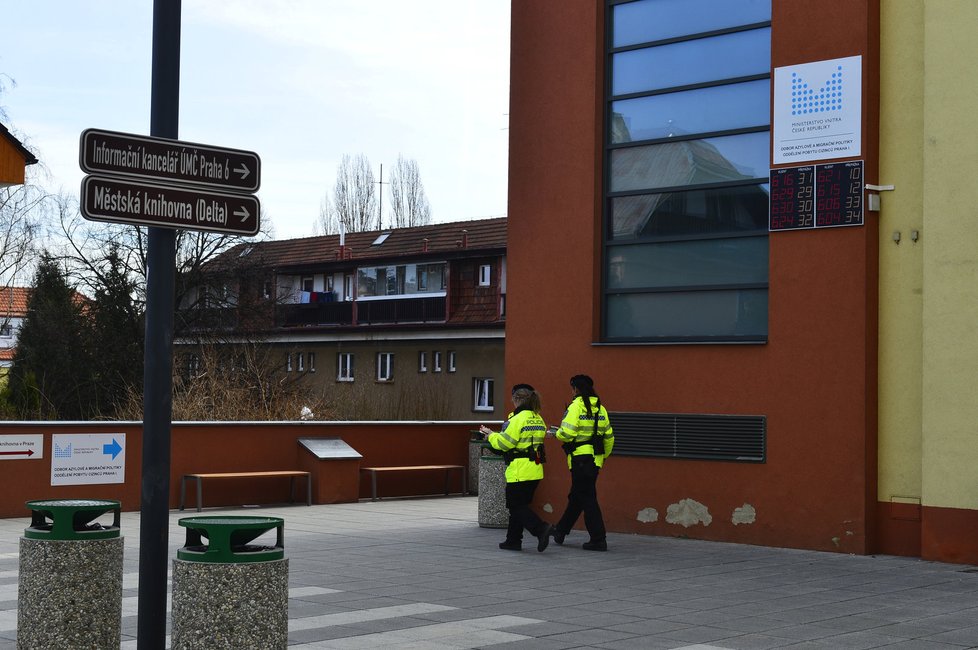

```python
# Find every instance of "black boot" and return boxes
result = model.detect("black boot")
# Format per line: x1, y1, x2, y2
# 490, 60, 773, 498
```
499, 540, 522, 551
536, 525, 553, 552
582, 539, 607, 551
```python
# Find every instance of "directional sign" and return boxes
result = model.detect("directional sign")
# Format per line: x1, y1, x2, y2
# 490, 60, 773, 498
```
51, 433, 126, 486
80, 128, 260, 193
0, 434, 43, 460
81, 175, 260, 236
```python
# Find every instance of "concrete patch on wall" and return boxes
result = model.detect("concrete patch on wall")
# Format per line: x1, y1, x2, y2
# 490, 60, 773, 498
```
732, 503, 756, 525
542, 503, 554, 514
666, 498, 712, 528
636, 507, 658, 524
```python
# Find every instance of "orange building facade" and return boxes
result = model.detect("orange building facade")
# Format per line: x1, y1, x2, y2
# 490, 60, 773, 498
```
506, 1, 975, 563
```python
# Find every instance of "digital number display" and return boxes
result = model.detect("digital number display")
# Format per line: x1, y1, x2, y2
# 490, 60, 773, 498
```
769, 160, 864, 231
815, 161, 863, 227
769, 166, 814, 230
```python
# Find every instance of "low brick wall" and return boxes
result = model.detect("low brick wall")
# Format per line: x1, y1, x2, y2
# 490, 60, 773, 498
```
0, 421, 492, 518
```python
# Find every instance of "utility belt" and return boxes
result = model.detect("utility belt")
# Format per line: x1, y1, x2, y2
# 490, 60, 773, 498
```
502, 446, 546, 465
561, 436, 604, 456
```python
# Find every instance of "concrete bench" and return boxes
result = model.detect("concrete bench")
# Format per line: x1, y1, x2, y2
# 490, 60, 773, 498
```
179, 471, 312, 512
360, 465, 467, 501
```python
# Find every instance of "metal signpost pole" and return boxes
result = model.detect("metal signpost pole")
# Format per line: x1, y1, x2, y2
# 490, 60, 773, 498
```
138, 0, 180, 647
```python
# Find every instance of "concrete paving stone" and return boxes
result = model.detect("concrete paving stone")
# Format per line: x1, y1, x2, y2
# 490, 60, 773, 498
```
603, 617, 698, 636
534, 627, 643, 646
3, 498, 978, 648
881, 641, 977, 650
286, 623, 368, 644
922, 624, 978, 646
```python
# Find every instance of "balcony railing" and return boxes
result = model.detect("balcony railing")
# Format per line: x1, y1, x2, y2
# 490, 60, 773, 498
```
181, 297, 450, 331
277, 301, 354, 327
356, 297, 446, 325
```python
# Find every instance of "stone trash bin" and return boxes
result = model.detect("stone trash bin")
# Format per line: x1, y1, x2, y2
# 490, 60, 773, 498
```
467, 431, 483, 495
477, 442, 508, 528
18, 499, 124, 650
172, 515, 289, 650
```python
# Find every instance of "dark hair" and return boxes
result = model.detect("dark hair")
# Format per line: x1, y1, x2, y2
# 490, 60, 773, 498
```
512, 387, 542, 413
570, 374, 601, 432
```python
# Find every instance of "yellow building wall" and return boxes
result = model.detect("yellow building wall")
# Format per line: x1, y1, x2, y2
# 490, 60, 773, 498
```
877, 2, 924, 508
882, 1, 978, 512
919, 0, 978, 510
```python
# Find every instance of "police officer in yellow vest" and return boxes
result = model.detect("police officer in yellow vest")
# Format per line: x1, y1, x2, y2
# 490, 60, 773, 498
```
479, 384, 554, 552
552, 374, 614, 551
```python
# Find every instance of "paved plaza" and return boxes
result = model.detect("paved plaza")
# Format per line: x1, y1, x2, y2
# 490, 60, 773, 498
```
1, 496, 977, 648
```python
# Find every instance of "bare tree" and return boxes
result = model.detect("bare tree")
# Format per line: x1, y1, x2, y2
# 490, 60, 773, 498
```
317, 154, 377, 235
389, 154, 431, 228
0, 181, 43, 286
51, 198, 272, 313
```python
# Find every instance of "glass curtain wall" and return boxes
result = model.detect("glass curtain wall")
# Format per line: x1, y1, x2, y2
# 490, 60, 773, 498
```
604, 0, 772, 341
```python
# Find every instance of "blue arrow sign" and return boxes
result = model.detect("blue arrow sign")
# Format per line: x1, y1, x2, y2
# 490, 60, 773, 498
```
103, 438, 123, 460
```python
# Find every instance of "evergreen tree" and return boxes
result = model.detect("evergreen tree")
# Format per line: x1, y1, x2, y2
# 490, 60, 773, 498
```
6, 255, 95, 419
88, 245, 144, 417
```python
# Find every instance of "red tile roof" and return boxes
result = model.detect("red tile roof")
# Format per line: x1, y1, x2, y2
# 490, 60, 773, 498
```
0, 287, 29, 317
219, 217, 506, 270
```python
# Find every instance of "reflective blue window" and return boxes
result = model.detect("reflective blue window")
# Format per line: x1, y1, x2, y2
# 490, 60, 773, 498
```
603, 0, 771, 342
607, 237, 769, 290
613, 28, 770, 96
613, 0, 771, 47
610, 132, 770, 193
606, 289, 769, 339
612, 79, 770, 143
609, 184, 770, 240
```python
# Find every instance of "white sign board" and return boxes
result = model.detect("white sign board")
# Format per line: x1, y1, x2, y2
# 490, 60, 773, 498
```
0, 434, 43, 460
50, 433, 126, 486
773, 55, 862, 164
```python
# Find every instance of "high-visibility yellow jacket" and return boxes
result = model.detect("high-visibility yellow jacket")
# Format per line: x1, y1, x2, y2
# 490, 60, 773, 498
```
556, 396, 614, 468
488, 408, 547, 482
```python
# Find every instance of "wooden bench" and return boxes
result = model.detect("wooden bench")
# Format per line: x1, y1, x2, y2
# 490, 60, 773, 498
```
179, 471, 312, 512
360, 465, 467, 502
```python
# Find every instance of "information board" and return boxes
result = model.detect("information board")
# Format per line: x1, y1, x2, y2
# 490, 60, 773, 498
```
50, 433, 126, 486
769, 160, 863, 231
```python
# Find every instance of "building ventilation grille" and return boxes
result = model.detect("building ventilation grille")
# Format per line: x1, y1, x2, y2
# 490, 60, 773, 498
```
610, 412, 765, 463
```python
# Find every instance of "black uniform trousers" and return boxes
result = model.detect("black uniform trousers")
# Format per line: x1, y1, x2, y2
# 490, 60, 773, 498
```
555, 454, 606, 543
504, 479, 548, 544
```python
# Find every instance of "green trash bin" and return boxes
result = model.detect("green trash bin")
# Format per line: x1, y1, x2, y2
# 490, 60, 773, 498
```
172, 516, 289, 649
24, 498, 121, 540
177, 515, 284, 563
18, 499, 124, 650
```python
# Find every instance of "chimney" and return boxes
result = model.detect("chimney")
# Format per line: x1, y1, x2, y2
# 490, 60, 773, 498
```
422, 238, 429, 253
461, 229, 468, 249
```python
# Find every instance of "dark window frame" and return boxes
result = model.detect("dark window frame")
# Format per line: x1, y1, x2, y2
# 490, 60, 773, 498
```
602, 0, 772, 344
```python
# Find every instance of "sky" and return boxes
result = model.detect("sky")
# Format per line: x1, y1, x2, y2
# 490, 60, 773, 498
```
0, 1, 511, 241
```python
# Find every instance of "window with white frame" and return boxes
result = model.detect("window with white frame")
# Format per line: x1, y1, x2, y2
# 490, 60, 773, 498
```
377, 352, 394, 382
479, 264, 492, 287
309, 352, 316, 372
418, 351, 428, 372
357, 262, 447, 299
297, 352, 305, 372
433, 351, 442, 372
473, 378, 494, 412
0, 322, 12, 338
301, 276, 314, 292
448, 351, 456, 373
337, 353, 354, 381
286, 353, 293, 372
